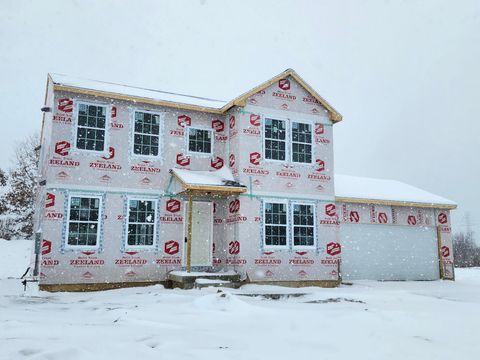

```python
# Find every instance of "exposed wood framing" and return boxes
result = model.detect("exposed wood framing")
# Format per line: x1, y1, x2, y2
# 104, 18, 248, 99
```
222, 68, 343, 123
186, 195, 193, 273
436, 225, 445, 279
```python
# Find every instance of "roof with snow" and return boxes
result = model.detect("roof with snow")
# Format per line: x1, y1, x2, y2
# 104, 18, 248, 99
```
169, 167, 246, 195
335, 174, 456, 209
49, 69, 342, 122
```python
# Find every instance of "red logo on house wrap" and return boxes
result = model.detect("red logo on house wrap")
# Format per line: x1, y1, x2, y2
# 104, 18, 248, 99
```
407, 215, 417, 225
229, 115, 235, 129
325, 203, 336, 217
54, 141, 70, 156
166, 199, 181, 213
111, 106, 117, 118
229, 241, 240, 255
278, 78, 291, 90
438, 213, 448, 224
250, 152, 261, 165
315, 123, 324, 135
229, 199, 240, 214
326, 242, 341, 256
82, 271, 94, 279
211, 119, 224, 132
177, 115, 191, 127
45, 193, 55, 208
378, 212, 388, 223
441, 246, 450, 258
101, 147, 115, 160
211, 157, 224, 169
58, 98, 73, 113
229, 154, 235, 167
176, 153, 190, 166
350, 211, 360, 223
316, 159, 325, 172
250, 114, 261, 127
164, 240, 180, 255
41, 239, 52, 255
298, 270, 307, 278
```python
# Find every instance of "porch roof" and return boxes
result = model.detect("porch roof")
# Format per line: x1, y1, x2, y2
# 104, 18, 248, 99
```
169, 167, 247, 196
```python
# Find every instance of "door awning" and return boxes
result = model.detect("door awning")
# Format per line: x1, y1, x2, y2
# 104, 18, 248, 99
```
168, 167, 247, 196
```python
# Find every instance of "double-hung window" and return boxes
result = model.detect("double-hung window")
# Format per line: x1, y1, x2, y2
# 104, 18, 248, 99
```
188, 127, 212, 154
133, 111, 161, 156
264, 202, 288, 246
291, 122, 312, 164
264, 118, 313, 164
263, 201, 316, 248
76, 103, 107, 151
264, 118, 286, 161
292, 203, 315, 247
66, 195, 102, 247
126, 199, 157, 247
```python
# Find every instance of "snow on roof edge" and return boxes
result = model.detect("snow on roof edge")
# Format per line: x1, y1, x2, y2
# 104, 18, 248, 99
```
49, 73, 228, 109
335, 174, 456, 207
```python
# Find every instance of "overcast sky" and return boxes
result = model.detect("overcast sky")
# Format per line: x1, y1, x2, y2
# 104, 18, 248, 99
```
1, 0, 479, 235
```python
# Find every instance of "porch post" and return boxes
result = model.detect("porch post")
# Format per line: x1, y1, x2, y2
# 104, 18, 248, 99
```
186, 194, 193, 273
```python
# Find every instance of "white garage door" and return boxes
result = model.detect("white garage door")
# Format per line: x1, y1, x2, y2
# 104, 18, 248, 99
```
340, 223, 440, 281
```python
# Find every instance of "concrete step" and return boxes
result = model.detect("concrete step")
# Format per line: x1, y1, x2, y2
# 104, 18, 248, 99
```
167, 270, 241, 289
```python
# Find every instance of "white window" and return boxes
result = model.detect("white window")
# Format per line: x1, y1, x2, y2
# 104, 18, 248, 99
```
133, 111, 161, 156
187, 127, 213, 154
292, 203, 315, 247
263, 201, 316, 249
66, 195, 102, 248
126, 198, 157, 248
291, 122, 312, 164
264, 118, 287, 161
76, 103, 107, 152
264, 117, 314, 164
264, 202, 288, 247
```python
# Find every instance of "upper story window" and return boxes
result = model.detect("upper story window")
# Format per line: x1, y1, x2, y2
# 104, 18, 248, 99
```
76, 103, 106, 151
291, 122, 312, 164
133, 111, 161, 156
264, 202, 288, 247
264, 118, 286, 161
188, 127, 213, 154
126, 199, 157, 247
292, 203, 315, 247
66, 195, 101, 247
264, 118, 313, 164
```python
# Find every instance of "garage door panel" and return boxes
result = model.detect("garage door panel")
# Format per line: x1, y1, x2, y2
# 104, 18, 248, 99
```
340, 224, 440, 281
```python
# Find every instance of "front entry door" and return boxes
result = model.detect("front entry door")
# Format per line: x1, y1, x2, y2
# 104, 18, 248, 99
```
187, 201, 213, 267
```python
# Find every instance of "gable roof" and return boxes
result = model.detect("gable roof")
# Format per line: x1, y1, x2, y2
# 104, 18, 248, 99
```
222, 69, 342, 122
49, 69, 342, 122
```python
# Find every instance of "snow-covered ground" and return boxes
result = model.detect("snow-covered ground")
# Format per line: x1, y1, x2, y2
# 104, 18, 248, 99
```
1, 239, 480, 360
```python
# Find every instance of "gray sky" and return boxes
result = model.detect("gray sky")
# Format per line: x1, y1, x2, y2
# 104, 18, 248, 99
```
1, 0, 479, 235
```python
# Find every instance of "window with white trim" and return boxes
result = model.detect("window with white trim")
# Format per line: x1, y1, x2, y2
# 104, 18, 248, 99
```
133, 111, 161, 156
67, 196, 101, 247
126, 199, 156, 247
76, 103, 106, 151
264, 202, 288, 246
291, 122, 312, 164
264, 118, 286, 161
188, 127, 212, 154
292, 203, 315, 246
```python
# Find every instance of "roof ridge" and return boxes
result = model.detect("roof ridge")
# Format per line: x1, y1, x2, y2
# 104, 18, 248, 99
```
50, 73, 226, 103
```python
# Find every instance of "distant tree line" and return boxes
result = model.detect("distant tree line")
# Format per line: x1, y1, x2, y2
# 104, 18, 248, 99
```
0, 133, 39, 240
453, 230, 480, 267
